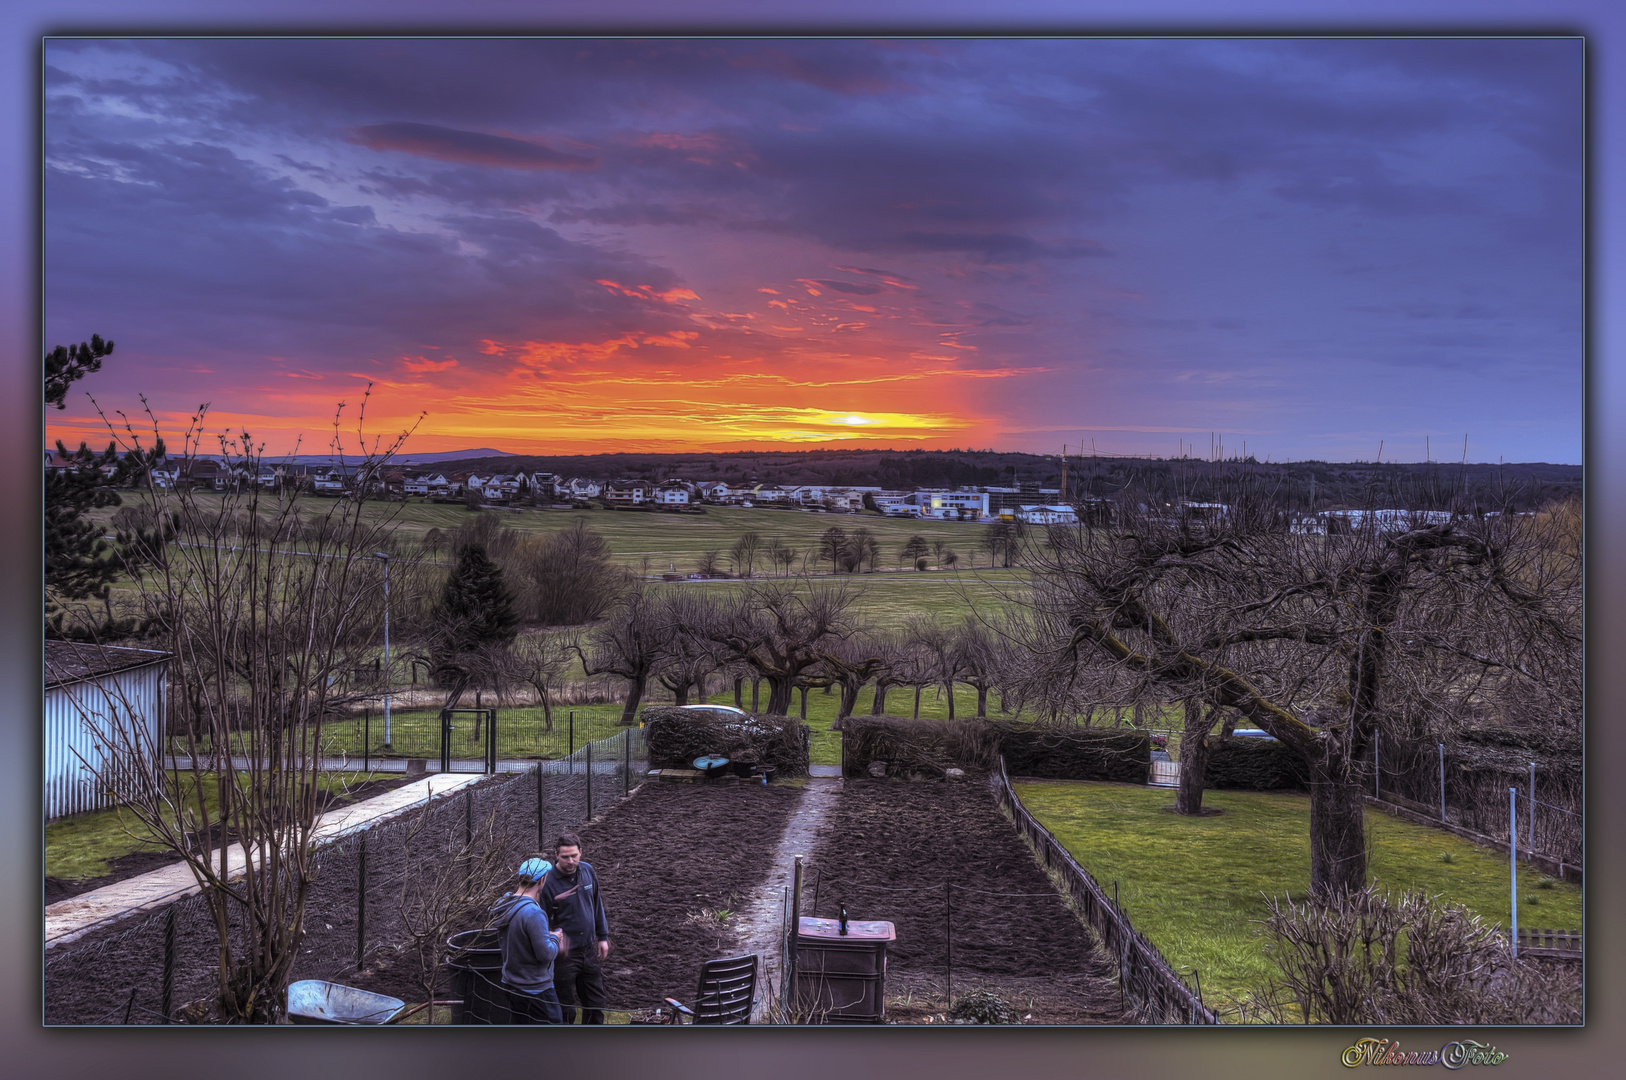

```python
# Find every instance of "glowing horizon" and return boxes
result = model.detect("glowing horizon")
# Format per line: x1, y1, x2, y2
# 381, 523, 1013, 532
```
44, 39, 1581, 463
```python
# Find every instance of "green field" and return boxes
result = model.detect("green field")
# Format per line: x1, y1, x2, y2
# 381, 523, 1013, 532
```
313, 679, 1000, 765
1012, 781, 1583, 1014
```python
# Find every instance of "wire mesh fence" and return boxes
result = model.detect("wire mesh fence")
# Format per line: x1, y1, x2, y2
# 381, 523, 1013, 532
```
991, 757, 1215, 1024
1370, 733, 1581, 869
44, 726, 647, 1025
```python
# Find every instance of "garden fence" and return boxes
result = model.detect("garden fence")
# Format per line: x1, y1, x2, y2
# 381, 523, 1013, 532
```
991, 756, 1216, 1025
44, 726, 647, 1025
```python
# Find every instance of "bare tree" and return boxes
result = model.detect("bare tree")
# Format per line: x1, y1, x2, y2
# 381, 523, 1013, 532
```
950, 616, 1000, 719
510, 630, 577, 732
815, 630, 895, 728
575, 585, 668, 724
61, 397, 412, 1022
817, 526, 847, 574
905, 615, 962, 720
730, 531, 764, 579
1017, 496, 1580, 895
515, 519, 628, 625
695, 548, 723, 578
653, 592, 725, 705
686, 580, 863, 714
395, 802, 515, 1020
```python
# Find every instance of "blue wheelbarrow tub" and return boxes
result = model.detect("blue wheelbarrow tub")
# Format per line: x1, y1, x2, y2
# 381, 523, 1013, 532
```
287, 980, 406, 1025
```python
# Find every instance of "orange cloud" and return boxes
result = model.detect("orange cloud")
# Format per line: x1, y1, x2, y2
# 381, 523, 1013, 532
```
401, 356, 459, 373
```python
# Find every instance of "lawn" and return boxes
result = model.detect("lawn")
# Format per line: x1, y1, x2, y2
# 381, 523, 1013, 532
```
1012, 781, 1583, 1015
45, 770, 398, 882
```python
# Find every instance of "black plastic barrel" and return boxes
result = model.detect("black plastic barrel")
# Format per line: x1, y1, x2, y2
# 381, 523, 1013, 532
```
445, 928, 511, 1024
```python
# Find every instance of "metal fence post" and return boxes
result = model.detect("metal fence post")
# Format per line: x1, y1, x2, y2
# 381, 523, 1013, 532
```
364, 709, 370, 774
1529, 761, 1537, 852
1510, 786, 1519, 958
161, 907, 176, 1024
357, 835, 368, 970
623, 730, 630, 797
569, 711, 575, 758
488, 708, 498, 775
1439, 743, 1447, 822
585, 744, 593, 822
440, 709, 451, 774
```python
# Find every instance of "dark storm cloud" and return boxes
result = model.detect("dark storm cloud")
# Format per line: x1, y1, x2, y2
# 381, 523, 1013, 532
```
351, 122, 598, 170
44, 135, 686, 369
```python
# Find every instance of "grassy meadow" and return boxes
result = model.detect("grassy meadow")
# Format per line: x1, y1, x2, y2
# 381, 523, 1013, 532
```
1013, 781, 1584, 1014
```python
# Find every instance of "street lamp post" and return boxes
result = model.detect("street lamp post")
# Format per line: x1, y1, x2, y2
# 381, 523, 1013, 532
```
374, 552, 392, 749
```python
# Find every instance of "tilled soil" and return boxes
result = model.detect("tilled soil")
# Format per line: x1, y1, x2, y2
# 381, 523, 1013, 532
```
803, 776, 1128, 1024
347, 780, 805, 1016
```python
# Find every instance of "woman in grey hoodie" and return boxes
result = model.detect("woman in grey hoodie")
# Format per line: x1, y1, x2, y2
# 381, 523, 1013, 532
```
491, 857, 567, 1024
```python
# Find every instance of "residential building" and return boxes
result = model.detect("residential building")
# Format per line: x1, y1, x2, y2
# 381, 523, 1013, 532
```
913, 489, 990, 520
655, 480, 693, 505
1017, 504, 1079, 525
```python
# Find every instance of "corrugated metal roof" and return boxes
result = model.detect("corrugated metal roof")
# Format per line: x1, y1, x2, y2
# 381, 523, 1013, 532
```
43, 640, 171, 688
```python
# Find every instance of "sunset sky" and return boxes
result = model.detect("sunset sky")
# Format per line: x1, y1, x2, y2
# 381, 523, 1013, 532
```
43, 37, 1582, 463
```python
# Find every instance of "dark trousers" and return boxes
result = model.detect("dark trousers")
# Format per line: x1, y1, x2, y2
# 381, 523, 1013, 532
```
504, 984, 563, 1024
555, 949, 608, 1024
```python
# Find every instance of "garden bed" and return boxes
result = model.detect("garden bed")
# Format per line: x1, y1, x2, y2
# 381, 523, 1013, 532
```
345, 780, 805, 1017
801, 777, 1126, 1023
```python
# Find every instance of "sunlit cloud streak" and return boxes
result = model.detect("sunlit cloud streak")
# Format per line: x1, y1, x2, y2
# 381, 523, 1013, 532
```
43, 37, 1580, 462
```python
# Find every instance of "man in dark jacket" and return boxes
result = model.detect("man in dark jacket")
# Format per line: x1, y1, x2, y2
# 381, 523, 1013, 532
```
541, 832, 610, 1024
491, 856, 566, 1024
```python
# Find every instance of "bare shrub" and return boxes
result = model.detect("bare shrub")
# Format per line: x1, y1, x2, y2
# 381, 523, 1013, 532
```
1259, 885, 1581, 1024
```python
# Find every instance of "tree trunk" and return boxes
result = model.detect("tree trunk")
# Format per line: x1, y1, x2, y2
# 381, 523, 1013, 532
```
1175, 702, 1215, 815
976, 686, 988, 718
751, 678, 760, 712
838, 681, 860, 720
1308, 757, 1368, 895
734, 676, 743, 708
674, 681, 690, 707
871, 683, 889, 715
765, 677, 793, 715
619, 672, 645, 725
913, 686, 921, 718
541, 691, 553, 733
799, 685, 808, 719
944, 681, 955, 720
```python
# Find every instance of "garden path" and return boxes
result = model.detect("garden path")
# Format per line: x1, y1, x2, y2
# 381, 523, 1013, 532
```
44, 772, 484, 951
728, 770, 844, 1020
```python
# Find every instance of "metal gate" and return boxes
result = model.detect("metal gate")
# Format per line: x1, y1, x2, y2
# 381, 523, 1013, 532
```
439, 708, 497, 773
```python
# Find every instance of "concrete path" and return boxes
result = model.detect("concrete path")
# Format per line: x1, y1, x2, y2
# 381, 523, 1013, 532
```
729, 772, 845, 1021
165, 755, 626, 775
45, 772, 484, 951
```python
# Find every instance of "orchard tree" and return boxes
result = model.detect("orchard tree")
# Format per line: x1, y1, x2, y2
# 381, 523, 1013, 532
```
1019, 498, 1579, 895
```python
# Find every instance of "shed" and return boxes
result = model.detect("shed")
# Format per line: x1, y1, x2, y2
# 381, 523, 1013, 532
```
43, 641, 171, 821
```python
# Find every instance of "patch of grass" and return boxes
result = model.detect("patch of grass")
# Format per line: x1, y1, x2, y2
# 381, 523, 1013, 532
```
45, 771, 398, 882
1012, 782, 1583, 1012
317, 704, 633, 760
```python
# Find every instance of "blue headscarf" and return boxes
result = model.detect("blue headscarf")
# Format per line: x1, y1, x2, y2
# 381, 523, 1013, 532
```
517, 857, 553, 885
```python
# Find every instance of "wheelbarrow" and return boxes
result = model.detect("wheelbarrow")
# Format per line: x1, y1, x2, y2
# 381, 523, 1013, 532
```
286, 980, 406, 1025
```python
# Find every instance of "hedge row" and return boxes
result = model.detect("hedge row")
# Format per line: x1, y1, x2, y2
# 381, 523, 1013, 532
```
1202, 736, 1309, 791
838, 716, 1150, 784
641, 706, 811, 778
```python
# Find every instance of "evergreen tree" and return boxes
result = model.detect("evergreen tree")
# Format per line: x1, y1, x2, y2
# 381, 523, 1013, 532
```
428, 543, 520, 694
42, 333, 167, 638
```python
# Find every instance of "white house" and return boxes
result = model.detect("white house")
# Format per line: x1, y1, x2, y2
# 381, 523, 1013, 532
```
564, 477, 602, 499
44, 641, 172, 821
1017, 504, 1078, 525
655, 481, 692, 505
696, 481, 730, 503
